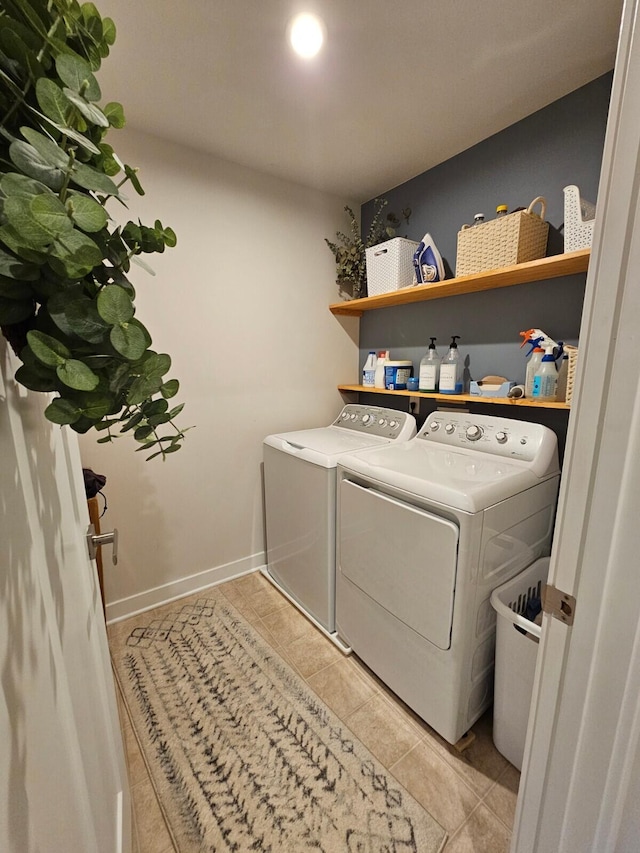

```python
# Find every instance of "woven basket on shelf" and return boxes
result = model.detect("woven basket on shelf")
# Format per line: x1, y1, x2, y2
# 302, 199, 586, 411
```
455, 197, 549, 277
565, 345, 578, 405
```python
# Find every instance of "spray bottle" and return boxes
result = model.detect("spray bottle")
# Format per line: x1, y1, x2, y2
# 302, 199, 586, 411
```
418, 338, 440, 392
520, 329, 560, 398
440, 336, 462, 394
532, 346, 558, 401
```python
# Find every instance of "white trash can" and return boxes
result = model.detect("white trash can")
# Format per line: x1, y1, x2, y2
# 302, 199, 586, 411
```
490, 557, 550, 771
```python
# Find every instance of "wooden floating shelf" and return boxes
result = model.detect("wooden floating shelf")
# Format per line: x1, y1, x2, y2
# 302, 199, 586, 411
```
329, 249, 590, 316
338, 385, 570, 410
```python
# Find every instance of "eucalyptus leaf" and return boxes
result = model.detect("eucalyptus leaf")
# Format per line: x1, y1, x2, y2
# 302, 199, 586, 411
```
102, 101, 125, 129
160, 378, 179, 399
0, 295, 34, 324
45, 397, 82, 425
110, 321, 147, 360
65, 191, 108, 232
0, 172, 51, 198
134, 424, 154, 441
102, 17, 116, 46
77, 393, 114, 420
167, 403, 185, 419
147, 412, 171, 427
124, 164, 144, 196
36, 76, 71, 125
71, 160, 119, 196
31, 192, 74, 236
0, 246, 40, 280
15, 361, 59, 392
127, 374, 163, 406
141, 351, 171, 378
27, 329, 71, 367
55, 52, 101, 101
141, 398, 168, 416
65, 298, 110, 343
9, 140, 65, 190
0, 275, 33, 300
49, 230, 103, 278
119, 412, 143, 432
20, 127, 69, 167
4, 196, 56, 247
56, 358, 100, 390
97, 285, 134, 324
62, 88, 109, 127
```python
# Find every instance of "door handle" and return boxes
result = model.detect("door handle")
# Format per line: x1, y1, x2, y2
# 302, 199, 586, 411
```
86, 523, 118, 565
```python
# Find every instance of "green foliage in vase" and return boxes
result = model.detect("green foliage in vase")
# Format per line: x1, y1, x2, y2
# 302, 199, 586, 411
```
324, 198, 411, 299
0, 0, 189, 460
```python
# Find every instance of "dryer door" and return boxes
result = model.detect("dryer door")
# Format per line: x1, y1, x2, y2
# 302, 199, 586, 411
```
339, 479, 459, 651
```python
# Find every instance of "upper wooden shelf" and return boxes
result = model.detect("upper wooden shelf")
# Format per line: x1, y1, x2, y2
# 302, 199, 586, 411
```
329, 249, 590, 316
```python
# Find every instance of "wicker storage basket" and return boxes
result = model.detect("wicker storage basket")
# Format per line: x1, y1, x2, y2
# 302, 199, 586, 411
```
455, 198, 549, 277
366, 237, 419, 297
563, 185, 596, 252
564, 345, 578, 405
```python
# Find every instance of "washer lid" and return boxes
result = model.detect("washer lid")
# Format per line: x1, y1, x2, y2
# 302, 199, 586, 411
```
264, 427, 391, 468
339, 442, 549, 512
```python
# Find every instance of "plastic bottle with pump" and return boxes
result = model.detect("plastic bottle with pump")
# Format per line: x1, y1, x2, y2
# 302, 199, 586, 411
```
439, 336, 462, 394
374, 350, 389, 389
532, 346, 558, 401
525, 343, 545, 398
362, 351, 377, 388
418, 338, 440, 392
496, 204, 508, 218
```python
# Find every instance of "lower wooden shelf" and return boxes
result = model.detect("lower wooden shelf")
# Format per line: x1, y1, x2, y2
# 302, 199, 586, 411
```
338, 384, 570, 410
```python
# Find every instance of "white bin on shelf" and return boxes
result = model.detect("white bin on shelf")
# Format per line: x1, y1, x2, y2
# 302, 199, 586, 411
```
490, 557, 550, 771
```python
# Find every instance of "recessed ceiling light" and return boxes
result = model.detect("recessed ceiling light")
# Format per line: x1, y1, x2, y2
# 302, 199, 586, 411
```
288, 13, 325, 59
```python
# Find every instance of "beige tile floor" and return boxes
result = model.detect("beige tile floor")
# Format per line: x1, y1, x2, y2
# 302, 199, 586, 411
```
110, 571, 520, 853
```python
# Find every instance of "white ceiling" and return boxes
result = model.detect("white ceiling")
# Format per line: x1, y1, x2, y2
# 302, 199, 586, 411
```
95, 0, 623, 203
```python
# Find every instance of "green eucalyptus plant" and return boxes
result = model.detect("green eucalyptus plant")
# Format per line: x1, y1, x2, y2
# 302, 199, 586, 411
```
325, 198, 411, 299
0, 0, 188, 460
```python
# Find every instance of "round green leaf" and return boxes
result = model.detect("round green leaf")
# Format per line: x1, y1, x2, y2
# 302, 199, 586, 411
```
141, 398, 168, 417
103, 101, 125, 129
8, 141, 65, 191
66, 191, 108, 232
127, 374, 163, 405
65, 298, 110, 343
44, 397, 82, 425
4, 197, 54, 247
134, 424, 154, 441
49, 230, 103, 278
110, 321, 147, 360
160, 379, 179, 399
97, 285, 134, 324
31, 193, 74, 236
15, 362, 59, 392
27, 329, 70, 367
71, 161, 119, 196
102, 17, 117, 45
0, 173, 51, 198
77, 394, 114, 420
36, 77, 71, 125
56, 359, 100, 391
20, 128, 69, 168
62, 88, 109, 128
56, 52, 101, 101
0, 296, 34, 324
141, 351, 171, 378
0, 247, 40, 281
167, 403, 185, 420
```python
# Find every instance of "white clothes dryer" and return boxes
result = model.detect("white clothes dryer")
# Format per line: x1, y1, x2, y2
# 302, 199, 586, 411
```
336, 411, 560, 743
263, 405, 416, 650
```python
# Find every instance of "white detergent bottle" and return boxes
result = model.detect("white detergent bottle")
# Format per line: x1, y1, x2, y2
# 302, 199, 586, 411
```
418, 338, 440, 392
362, 351, 377, 387
525, 346, 544, 398
532, 346, 558, 402
374, 350, 389, 389
439, 336, 462, 394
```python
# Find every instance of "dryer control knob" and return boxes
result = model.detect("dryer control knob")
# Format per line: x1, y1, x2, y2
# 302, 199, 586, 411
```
389, 420, 398, 429
429, 421, 440, 431
445, 423, 455, 434
362, 413, 372, 424
495, 431, 508, 444
341, 412, 349, 420
350, 413, 357, 420
466, 425, 483, 441
378, 418, 387, 426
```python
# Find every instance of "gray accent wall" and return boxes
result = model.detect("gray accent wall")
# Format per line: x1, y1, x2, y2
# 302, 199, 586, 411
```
356, 72, 612, 456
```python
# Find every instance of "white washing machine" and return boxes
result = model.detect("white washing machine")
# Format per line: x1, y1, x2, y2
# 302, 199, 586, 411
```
263, 404, 416, 650
336, 411, 560, 743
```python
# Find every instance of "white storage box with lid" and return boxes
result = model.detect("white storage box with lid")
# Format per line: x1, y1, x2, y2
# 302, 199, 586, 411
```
365, 237, 419, 297
490, 556, 550, 770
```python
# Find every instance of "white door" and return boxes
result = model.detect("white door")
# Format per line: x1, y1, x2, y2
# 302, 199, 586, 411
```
0, 340, 130, 852
513, 0, 640, 849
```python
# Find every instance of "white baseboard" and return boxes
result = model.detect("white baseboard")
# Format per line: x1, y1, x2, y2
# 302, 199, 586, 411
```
105, 552, 266, 624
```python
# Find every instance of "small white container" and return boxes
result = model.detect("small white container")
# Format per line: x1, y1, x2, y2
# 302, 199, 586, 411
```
491, 557, 550, 770
384, 360, 412, 390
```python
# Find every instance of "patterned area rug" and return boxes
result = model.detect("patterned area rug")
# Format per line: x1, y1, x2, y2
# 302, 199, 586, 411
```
112, 595, 447, 852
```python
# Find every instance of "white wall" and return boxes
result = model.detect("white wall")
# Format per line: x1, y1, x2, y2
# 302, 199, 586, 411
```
78, 128, 358, 619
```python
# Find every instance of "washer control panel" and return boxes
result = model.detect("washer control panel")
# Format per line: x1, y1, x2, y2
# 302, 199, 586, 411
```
333, 405, 416, 441
419, 411, 554, 464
